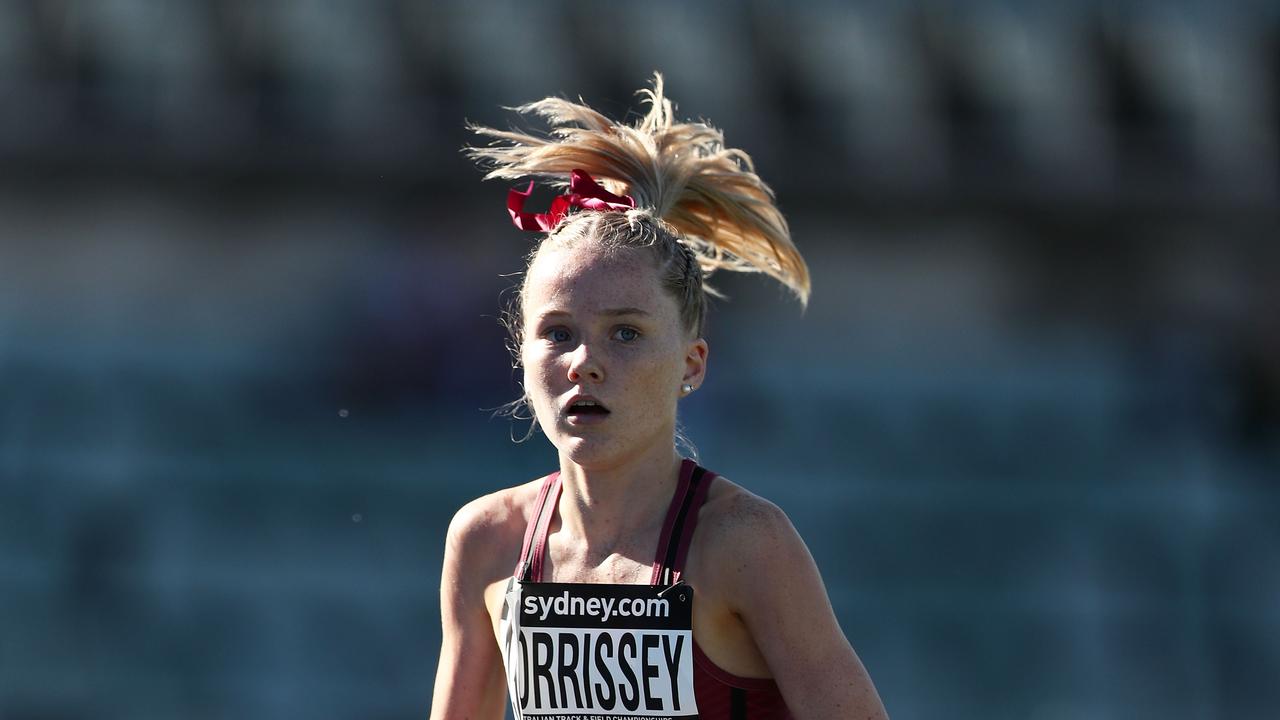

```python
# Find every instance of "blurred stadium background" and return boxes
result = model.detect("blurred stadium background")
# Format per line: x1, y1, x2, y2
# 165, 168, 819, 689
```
1, 1, 1277, 718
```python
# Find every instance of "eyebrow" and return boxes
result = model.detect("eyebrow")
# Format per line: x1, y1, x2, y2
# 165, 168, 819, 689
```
538, 307, 651, 319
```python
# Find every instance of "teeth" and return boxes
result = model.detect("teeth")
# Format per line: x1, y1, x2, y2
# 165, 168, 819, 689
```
574, 400, 597, 407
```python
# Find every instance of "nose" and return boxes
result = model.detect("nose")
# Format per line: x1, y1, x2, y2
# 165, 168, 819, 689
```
566, 342, 604, 384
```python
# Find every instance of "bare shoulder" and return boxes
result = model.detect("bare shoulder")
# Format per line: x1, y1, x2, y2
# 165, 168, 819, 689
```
691, 474, 801, 576
697, 474, 795, 545
444, 477, 547, 579
692, 475, 890, 719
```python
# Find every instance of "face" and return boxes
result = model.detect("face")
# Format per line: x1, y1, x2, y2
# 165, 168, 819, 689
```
520, 243, 708, 470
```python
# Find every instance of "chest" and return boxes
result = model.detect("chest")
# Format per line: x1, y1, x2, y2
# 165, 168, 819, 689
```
545, 547, 655, 585
541, 525, 665, 585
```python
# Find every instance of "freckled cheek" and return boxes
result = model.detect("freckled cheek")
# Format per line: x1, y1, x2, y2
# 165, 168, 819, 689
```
521, 350, 567, 407
622, 359, 681, 406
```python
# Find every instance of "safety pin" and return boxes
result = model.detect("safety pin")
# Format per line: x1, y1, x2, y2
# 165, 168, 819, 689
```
657, 579, 687, 599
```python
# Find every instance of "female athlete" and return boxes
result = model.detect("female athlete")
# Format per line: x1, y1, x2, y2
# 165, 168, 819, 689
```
430, 75, 889, 720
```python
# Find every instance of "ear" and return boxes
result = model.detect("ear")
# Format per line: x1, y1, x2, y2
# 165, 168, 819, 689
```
682, 337, 709, 389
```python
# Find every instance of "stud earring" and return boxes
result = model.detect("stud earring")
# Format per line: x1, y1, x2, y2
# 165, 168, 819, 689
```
681, 383, 694, 395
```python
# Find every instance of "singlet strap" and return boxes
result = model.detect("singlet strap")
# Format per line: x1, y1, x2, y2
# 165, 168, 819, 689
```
518, 460, 712, 586
651, 459, 715, 586
528, 473, 563, 582
513, 472, 562, 581
650, 458, 696, 585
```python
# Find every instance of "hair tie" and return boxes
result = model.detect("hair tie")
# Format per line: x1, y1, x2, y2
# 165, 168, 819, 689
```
507, 169, 635, 232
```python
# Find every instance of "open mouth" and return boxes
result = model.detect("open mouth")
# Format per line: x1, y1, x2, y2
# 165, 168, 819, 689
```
566, 398, 611, 418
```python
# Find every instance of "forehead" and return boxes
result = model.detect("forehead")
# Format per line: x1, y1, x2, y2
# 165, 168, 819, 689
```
523, 244, 670, 317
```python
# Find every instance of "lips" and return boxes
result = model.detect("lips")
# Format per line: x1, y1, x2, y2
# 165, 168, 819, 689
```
564, 394, 611, 419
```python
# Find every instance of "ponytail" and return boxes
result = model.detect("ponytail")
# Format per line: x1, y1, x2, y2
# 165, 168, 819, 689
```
467, 73, 810, 306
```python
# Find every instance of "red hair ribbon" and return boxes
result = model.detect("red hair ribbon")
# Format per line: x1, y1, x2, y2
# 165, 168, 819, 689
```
507, 169, 636, 232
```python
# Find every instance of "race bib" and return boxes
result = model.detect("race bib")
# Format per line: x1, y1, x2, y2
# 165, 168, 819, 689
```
502, 581, 698, 719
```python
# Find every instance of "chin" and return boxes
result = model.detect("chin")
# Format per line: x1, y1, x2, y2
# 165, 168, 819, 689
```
550, 432, 631, 470
550, 421, 674, 471
553, 435, 613, 466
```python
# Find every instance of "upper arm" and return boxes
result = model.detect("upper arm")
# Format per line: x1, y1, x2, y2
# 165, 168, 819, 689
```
717, 497, 889, 720
429, 500, 509, 720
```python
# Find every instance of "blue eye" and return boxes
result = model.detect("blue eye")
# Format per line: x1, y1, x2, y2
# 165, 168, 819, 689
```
613, 326, 640, 342
546, 328, 572, 343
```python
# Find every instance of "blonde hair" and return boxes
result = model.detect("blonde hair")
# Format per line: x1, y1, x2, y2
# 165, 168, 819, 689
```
467, 73, 810, 312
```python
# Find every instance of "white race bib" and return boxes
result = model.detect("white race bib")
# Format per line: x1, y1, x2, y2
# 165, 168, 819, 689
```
502, 581, 697, 719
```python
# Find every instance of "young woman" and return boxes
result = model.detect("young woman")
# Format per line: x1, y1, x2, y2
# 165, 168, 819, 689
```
430, 76, 889, 720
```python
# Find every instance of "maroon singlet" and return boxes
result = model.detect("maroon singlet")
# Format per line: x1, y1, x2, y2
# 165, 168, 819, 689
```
510, 458, 794, 719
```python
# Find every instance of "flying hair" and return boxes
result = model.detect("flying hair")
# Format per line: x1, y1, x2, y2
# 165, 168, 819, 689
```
466, 73, 810, 305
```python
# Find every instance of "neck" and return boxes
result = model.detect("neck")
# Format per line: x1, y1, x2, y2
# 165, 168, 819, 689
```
555, 444, 685, 549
